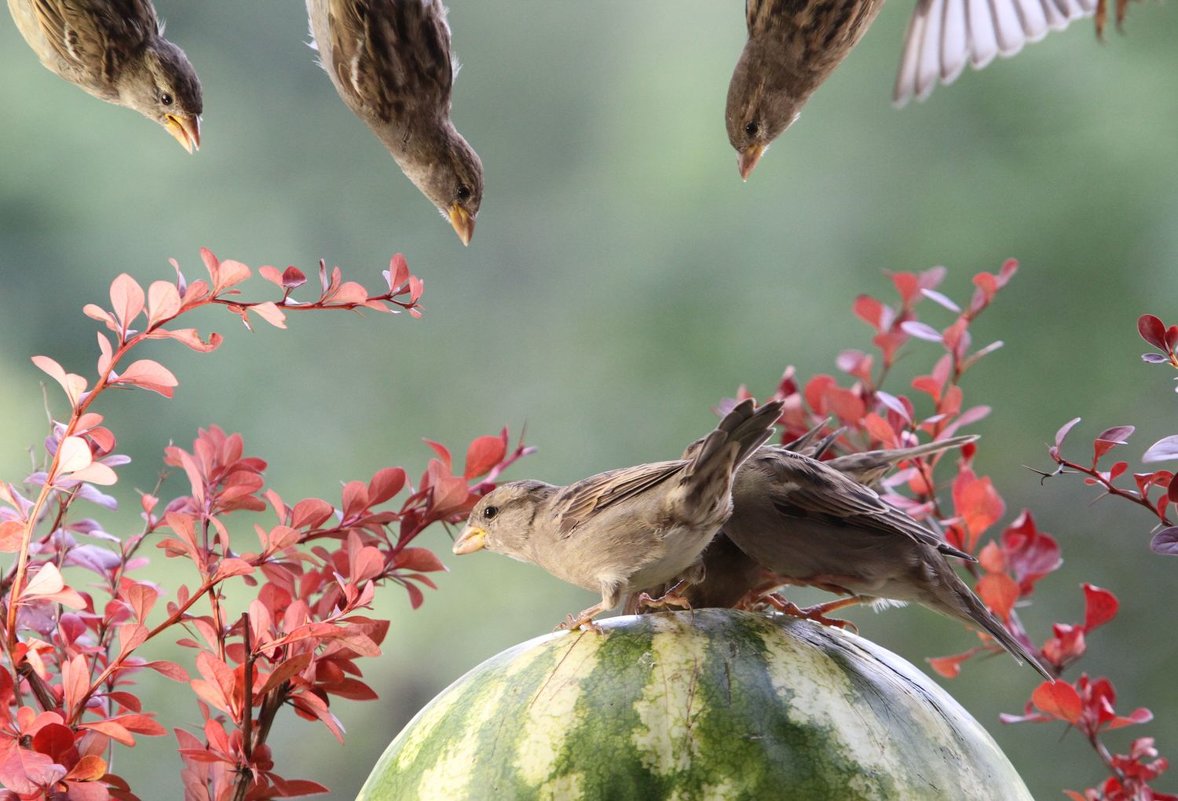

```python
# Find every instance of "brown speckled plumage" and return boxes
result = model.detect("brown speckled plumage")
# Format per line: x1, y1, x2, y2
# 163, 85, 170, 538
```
8, 0, 202, 151
452, 399, 784, 630
307, 0, 482, 244
728, 0, 1100, 177
642, 433, 1050, 677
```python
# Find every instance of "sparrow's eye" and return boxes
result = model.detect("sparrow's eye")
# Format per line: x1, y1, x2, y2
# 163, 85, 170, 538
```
482, 505, 498, 520
161, 92, 174, 107
744, 121, 759, 137
456, 185, 472, 202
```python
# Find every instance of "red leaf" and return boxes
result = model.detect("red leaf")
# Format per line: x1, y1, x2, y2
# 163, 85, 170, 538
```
31, 723, 76, 763
1082, 584, 1119, 631
0, 738, 64, 793
116, 359, 178, 398
464, 435, 507, 479
367, 467, 407, 506
1138, 314, 1168, 349
977, 542, 1005, 574
976, 573, 1019, 622
79, 720, 134, 747
394, 547, 445, 573
1000, 511, 1061, 595
927, 650, 976, 679
0, 521, 24, 553
291, 498, 334, 529
259, 653, 313, 698
213, 558, 254, 581
953, 469, 1005, 547
1032, 681, 1083, 724
852, 295, 887, 331
423, 439, 452, 469
109, 274, 145, 335
66, 753, 107, 782
388, 253, 410, 288
1106, 707, 1154, 730
251, 302, 287, 329
1092, 426, 1134, 464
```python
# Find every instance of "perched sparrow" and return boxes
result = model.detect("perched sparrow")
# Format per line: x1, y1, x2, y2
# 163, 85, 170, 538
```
727, 0, 1097, 178
7, 0, 202, 152
452, 399, 785, 630
306, 0, 482, 245
699, 443, 1052, 678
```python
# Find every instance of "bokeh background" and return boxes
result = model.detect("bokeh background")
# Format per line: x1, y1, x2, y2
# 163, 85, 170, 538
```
2, 2, 1177, 797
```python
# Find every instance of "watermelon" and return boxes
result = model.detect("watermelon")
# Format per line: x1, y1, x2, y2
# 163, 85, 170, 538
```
357, 609, 1032, 801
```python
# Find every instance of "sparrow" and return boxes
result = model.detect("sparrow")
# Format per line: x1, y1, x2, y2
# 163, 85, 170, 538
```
452, 399, 785, 630
306, 0, 483, 245
7, 0, 202, 152
727, 0, 1097, 179
685, 441, 1052, 678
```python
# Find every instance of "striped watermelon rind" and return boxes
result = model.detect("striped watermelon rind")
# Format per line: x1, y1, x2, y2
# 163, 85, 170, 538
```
358, 609, 1032, 801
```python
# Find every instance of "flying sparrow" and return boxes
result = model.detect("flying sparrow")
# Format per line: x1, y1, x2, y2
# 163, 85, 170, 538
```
727, 0, 1098, 178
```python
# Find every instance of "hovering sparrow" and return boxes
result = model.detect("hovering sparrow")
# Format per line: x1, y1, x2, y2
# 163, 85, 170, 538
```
452, 399, 785, 630
695, 441, 1052, 678
306, 0, 482, 245
727, 0, 1098, 179
7, 0, 202, 152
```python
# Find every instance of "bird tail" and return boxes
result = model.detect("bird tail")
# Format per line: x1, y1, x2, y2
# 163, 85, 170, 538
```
939, 568, 1053, 681
826, 434, 979, 487
687, 399, 784, 478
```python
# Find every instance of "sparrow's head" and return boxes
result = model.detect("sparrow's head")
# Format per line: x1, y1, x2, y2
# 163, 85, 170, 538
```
725, 46, 803, 181
121, 38, 203, 153
416, 130, 483, 246
453, 481, 550, 559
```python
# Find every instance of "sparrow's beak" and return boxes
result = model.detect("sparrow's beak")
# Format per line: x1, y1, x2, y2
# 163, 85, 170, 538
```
448, 203, 475, 246
738, 143, 765, 181
452, 525, 486, 555
164, 114, 201, 153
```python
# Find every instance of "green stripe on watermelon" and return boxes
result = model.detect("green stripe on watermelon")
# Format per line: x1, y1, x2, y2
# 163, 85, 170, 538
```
358, 610, 1033, 801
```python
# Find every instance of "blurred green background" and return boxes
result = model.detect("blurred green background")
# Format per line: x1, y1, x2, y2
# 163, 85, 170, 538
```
2, 1, 1177, 798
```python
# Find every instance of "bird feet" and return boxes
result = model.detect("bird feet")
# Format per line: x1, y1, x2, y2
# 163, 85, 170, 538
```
760, 594, 863, 633
635, 580, 694, 613
1095, 0, 1131, 37
556, 603, 607, 633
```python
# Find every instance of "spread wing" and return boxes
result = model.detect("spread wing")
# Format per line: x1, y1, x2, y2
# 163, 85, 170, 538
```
894, 0, 1096, 105
326, 0, 453, 122
552, 461, 685, 536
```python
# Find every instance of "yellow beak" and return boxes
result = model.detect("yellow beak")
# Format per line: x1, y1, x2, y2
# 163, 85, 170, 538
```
164, 113, 201, 154
448, 203, 475, 246
738, 143, 765, 181
452, 526, 486, 555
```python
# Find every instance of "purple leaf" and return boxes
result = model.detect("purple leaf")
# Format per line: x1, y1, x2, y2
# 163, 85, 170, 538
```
1054, 417, 1082, 449
1095, 426, 1135, 444
1142, 353, 1170, 364
875, 391, 912, 423
900, 321, 943, 342
1149, 527, 1178, 556
920, 288, 961, 312
1142, 434, 1178, 464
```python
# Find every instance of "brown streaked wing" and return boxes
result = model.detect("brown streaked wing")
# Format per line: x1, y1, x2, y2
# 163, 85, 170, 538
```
554, 461, 685, 536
